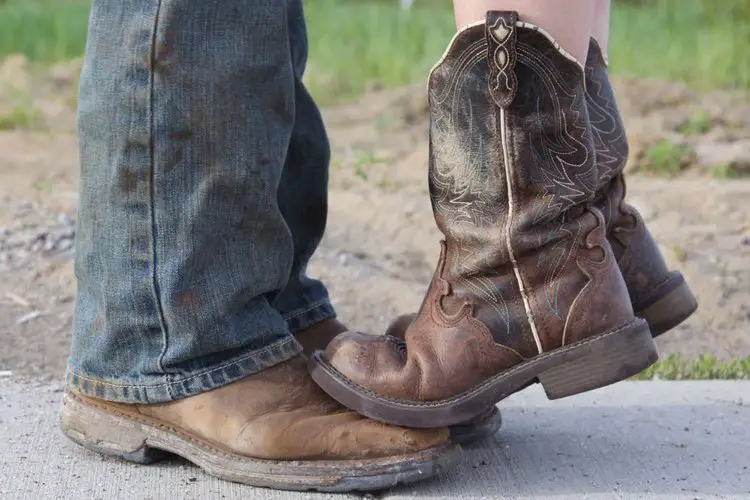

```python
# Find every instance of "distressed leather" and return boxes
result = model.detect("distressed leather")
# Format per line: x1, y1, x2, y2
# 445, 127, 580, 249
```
585, 39, 677, 311
71, 357, 448, 460
386, 38, 684, 341
323, 13, 637, 402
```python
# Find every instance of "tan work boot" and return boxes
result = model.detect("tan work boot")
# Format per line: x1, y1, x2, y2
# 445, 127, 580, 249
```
296, 318, 503, 444
308, 11, 658, 428
60, 355, 459, 492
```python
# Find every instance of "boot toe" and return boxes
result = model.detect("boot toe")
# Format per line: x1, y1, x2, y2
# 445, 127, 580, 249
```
321, 331, 414, 398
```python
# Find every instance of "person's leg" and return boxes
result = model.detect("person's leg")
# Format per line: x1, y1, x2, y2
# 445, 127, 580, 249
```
61, 0, 457, 490
312, 5, 659, 427
591, 0, 612, 59
69, 0, 299, 404
453, 0, 597, 64
273, 0, 347, 351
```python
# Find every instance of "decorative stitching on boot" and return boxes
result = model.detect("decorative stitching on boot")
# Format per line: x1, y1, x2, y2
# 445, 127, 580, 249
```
486, 11, 518, 108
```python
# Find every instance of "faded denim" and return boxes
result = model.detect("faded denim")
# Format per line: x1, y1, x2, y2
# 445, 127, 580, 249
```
67, 0, 335, 403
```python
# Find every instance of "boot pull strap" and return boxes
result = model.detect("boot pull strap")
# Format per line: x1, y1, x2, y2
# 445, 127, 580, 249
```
486, 11, 518, 109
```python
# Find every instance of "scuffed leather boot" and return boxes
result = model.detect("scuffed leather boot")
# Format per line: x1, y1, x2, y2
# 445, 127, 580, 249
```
296, 318, 503, 444
60, 356, 459, 492
309, 12, 658, 428
586, 39, 698, 336
381, 38, 698, 441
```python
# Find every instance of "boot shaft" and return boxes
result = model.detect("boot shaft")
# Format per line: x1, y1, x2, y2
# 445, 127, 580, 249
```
428, 13, 598, 269
423, 12, 635, 359
584, 40, 635, 253
584, 39, 629, 190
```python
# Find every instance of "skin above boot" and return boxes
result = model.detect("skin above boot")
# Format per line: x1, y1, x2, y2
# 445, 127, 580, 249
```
309, 11, 658, 428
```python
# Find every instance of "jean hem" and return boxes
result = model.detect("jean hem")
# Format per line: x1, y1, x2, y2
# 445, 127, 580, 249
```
282, 298, 337, 333
65, 336, 302, 404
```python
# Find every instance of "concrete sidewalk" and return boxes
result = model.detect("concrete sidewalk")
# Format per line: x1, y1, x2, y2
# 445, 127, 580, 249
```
1, 380, 748, 500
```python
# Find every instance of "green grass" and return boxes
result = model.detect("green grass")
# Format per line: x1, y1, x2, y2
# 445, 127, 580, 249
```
678, 111, 713, 136
633, 354, 750, 380
0, 103, 41, 130
0, 0, 90, 63
641, 138, 694, 177
304, 0, 454, 102
609, 0, 750, 90
2, 0, 750, 101
710, 162, 745, 179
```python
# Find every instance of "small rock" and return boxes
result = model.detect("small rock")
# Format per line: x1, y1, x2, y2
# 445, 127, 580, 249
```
53, 236, 74, 252
57, 212, 74, 227
16, 311, 43, 325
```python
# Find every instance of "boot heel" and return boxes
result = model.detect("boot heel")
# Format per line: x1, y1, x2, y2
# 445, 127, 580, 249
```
538, 320, 658, 400
60, 394, 171, 464
637, 276, 698, 337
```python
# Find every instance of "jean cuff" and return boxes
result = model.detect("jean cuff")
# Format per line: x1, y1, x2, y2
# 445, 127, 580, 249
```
65, 336, 302, 404
282, 298, 337, 333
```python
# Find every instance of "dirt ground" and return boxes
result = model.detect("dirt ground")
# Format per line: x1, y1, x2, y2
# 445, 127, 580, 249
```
1, 56, 749, 379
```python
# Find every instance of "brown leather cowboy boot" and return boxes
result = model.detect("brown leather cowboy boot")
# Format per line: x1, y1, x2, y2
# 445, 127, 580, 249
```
381, 38, 698, 440
586, 39, 698, 336
388, 39, 698, 344
308, 12, 658, 429
296, 318, 503, 444
60, 356, 459, 492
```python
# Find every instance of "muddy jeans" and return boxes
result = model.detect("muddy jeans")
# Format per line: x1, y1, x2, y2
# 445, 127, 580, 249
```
67, 0, 334, 403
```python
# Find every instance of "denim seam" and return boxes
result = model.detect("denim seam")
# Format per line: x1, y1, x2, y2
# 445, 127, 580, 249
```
281, 298, 332, 321
147, 0, 172, 387
67, 336, 299, 389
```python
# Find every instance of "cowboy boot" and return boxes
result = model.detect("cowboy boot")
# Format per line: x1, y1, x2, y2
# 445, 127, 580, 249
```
380, 37, 698, 439
296, 319, 503, 444
586, 39, 698, 336
387, 39, 698, 342
61, 356, 459, 492
308, 12, 658, 428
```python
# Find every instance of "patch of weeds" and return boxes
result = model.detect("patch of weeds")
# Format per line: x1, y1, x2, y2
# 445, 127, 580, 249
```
678, 111, 712, 136
0, 83, 43, 130
633, 353, 750, 380
32, 178, 53, 192
373, 111, 399, 134
672, 244, 688, 263
353, 162, 368, 181
641, 139, 694, 177
0, 103, 40, 129
710, 162, 745, 179
353, 149, 387, 181
376, 172, 401, 190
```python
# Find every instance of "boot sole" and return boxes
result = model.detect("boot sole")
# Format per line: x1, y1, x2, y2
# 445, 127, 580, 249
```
634, 272, 698, 338
448, 406, 502, 445
59, 393, 462, 493
309, 319, 657, 428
